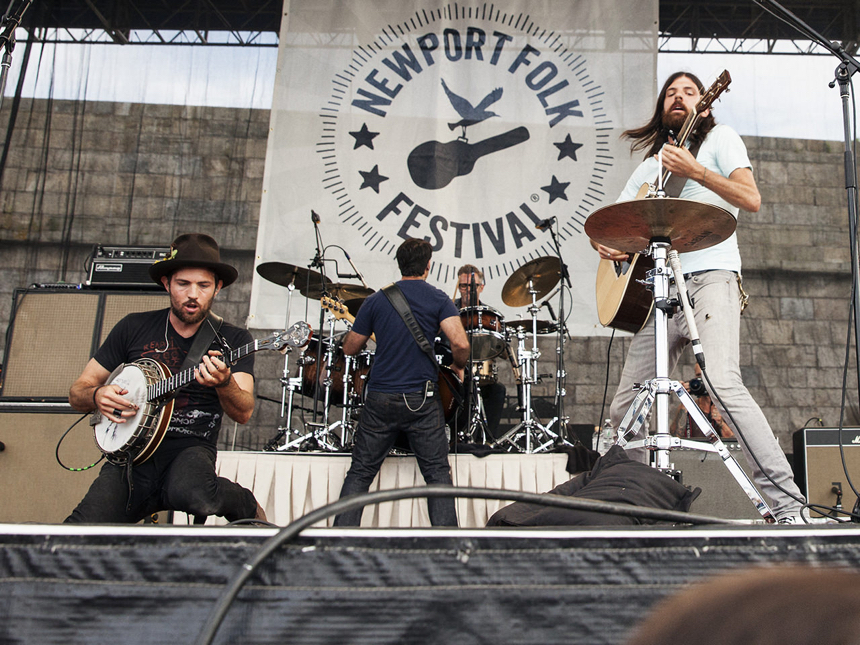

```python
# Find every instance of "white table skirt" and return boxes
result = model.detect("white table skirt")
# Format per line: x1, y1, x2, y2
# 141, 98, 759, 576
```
173, 452, 573, 528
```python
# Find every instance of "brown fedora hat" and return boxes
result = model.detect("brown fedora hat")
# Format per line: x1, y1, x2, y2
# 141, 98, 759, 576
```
148, 233, 238, 287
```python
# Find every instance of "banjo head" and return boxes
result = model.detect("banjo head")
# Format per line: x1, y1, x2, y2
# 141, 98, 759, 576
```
93, 361, 162, 459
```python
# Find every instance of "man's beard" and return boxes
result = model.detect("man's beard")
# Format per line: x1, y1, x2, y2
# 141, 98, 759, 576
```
662, 108, 687, 135
171, 298, 211, 325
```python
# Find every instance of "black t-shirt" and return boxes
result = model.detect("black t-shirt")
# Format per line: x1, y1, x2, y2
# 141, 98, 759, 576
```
94, 308, 254, 445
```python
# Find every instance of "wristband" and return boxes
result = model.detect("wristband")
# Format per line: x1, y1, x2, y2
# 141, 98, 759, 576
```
92, 384, 106, 407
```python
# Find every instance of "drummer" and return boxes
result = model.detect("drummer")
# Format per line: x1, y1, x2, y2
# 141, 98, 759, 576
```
454, 264, 507, 440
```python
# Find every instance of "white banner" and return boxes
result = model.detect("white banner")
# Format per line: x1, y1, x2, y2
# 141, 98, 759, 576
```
249, 0, 656, 336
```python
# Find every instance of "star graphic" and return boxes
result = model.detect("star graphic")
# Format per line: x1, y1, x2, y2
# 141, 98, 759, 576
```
554, 134, 583, 161
349, 123, 379, 150
541, 175, 570, 204
359, 165, 389, 193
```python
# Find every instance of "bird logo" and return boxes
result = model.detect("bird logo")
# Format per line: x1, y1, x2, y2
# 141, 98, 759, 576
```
441, 79, 503, 140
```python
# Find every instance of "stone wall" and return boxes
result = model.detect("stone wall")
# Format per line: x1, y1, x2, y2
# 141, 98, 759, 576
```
0, 98, 856, 456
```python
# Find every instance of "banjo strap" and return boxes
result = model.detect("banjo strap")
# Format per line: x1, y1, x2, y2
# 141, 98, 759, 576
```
180, 312, 224, 371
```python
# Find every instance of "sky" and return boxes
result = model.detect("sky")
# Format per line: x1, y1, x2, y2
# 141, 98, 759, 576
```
1, 39, 851, 142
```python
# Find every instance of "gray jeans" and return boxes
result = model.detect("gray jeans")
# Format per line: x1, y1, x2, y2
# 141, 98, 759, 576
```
609, 269, 804, 517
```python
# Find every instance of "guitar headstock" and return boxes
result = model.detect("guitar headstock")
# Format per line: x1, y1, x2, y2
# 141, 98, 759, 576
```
320, 295, 353, 321
696, 70, 731, 115
262, 321, 313, 354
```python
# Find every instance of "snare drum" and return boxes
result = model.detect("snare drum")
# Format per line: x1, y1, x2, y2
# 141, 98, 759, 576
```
459, 305, 507, 361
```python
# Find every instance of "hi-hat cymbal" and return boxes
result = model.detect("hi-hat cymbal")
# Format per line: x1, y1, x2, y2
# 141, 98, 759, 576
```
303, 282, 375, 301
502, 257, 562, 307
584, 197, 736, 254
256, 262, 331, 291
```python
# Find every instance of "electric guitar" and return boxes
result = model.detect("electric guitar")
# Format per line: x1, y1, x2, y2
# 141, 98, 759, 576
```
595, 70, 732, 332
93, 322, 312, 464
320, 295, 463, 421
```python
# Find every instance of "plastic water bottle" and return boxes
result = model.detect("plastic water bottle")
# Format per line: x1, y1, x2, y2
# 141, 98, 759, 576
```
599, 419, 616, 455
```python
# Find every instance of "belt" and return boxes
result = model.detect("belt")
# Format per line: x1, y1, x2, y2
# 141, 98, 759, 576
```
682, 269, 738, 281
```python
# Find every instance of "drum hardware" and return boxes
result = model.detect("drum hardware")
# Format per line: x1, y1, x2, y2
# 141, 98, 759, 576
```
490, 260, 569, 453
255, 261, 325, 452
585, 197, 774, 521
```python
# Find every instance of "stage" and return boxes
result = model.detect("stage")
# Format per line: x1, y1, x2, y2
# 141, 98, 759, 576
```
2, 522, 860, 644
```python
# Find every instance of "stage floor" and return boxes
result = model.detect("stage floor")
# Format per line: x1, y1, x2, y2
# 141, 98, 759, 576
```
2, 522, 859, 645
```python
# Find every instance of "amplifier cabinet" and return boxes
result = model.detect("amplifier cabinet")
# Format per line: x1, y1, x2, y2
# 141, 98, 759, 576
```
793, 427, 860, 515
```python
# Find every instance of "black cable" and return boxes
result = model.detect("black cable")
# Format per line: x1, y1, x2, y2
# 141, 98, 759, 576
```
700, 366, 804, 509
598, 328, 616, 427
193, 483, 737, 645
55, 412, 104, 472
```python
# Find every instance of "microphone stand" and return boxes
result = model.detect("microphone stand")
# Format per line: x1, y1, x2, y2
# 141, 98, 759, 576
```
543, 219, 571, 443
310, 212, 328, 425
0, 0, 33, 113
752, 0, 860, 407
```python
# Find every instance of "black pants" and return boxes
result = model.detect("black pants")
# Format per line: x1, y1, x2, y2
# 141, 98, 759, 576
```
65, 438, 258, 524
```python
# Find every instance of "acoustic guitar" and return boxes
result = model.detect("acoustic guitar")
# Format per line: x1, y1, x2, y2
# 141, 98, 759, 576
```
595, 70, 732, 332
320, 295, 463, 421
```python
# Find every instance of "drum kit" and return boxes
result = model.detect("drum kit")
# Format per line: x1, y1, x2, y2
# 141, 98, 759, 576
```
257, 252, 573, 454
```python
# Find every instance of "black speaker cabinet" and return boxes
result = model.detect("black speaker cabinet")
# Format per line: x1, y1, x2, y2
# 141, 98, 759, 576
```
670, 441, 761, 520
793, 427, 860, 515
1, 289, 169, 401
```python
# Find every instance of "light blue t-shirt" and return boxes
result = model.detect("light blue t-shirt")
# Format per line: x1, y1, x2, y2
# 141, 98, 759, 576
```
616, 123, 752, 274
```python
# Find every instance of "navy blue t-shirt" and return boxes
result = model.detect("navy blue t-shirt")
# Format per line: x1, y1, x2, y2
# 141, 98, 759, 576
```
93, 308, 254, 445
351, 279, 459, 393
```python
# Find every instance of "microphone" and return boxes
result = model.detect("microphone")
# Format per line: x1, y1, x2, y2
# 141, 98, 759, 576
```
311, 211, 321, 224
535, 217, 555, 231
542, 300, 556, 322
344, 250, 369, 289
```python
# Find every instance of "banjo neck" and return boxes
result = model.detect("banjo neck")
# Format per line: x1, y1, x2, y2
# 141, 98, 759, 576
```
146, 339, 255, 402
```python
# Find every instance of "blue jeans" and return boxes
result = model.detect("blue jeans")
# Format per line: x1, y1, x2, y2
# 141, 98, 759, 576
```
609, 270, 804, 517
334, 389, 458, 527
64, 439, 258, 523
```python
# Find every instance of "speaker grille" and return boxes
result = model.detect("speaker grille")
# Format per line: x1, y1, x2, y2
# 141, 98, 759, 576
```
2, 291, 101, 398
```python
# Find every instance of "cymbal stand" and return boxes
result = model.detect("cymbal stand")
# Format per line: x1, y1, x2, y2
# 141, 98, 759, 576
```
266, 277, 305, 451
615, 239, 774, 522
490, 279, 565, 453
329, 353, 359, 449
279, 310, 344, 452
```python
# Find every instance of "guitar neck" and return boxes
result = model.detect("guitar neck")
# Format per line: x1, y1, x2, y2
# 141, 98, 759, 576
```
657, 112, 701, 186
146, 340, 255, 401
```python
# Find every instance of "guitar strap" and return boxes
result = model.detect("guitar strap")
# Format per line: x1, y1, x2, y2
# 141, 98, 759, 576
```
180, 312, 224, 372
381, 284, 463, 407
662, 140, 702, 198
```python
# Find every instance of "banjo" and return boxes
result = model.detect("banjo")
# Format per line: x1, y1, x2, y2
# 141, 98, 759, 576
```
93, 321, 312, 464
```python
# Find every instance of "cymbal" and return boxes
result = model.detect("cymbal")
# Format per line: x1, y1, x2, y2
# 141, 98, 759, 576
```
505, 319, 558, 335
584, 197, 736, 254
501, 257, 562, 307
343, 297, 366, 317
303, 282, 375, 301
256, 262, 331, 291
